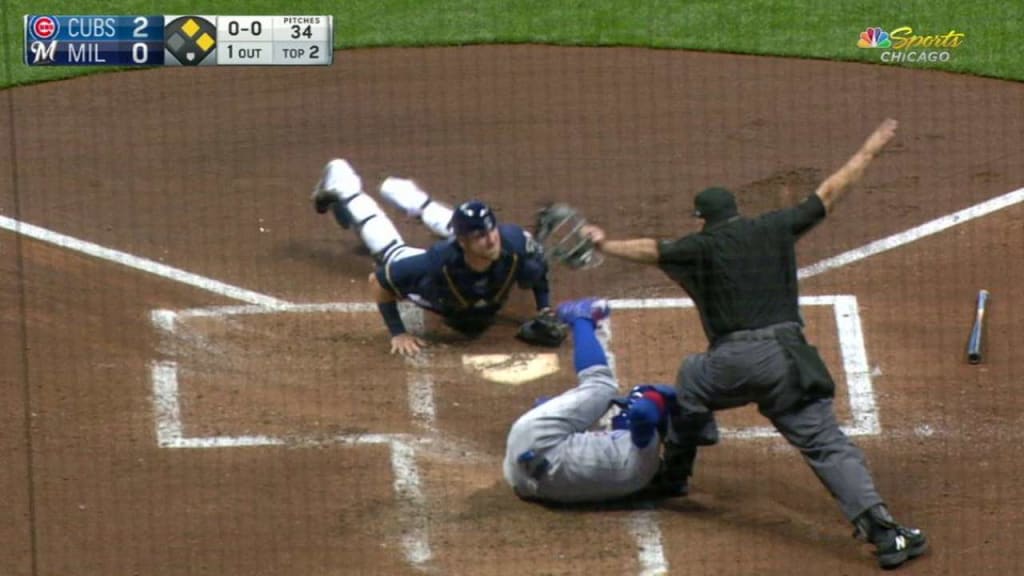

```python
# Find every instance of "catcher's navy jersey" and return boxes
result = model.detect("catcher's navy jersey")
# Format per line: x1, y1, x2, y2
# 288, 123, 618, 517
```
375, 223, 550, 317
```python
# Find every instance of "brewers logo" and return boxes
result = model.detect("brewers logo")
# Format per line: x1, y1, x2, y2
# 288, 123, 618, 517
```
164, 16, 216, 65
25, 15, 59, 64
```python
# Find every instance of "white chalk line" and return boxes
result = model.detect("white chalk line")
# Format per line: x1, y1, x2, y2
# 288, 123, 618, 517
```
610, 294, 839, 309
597, 317, 670, 574
390, 440, 432, 567
629, 509, 670, 576
151, 302, 438, 569
152, 361, 184, 443
400, 305, 438, 429
834, 296, 879, 436
608, 296, 876, 439
6, 185, 1022, 312
150, 297, 870, 572
396, 305, 436, 567
151, 361, 422, 448
798, 186, 1024, 279
0, 215, 289, 307
20, 184, 1009, 575
600, 297, 869, 575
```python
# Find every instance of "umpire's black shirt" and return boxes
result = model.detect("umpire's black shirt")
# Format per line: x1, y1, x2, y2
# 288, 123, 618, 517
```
656, 194, 827, 344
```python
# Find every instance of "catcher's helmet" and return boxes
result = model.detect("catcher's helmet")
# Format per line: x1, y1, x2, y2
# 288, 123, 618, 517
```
451, 200, 497, 236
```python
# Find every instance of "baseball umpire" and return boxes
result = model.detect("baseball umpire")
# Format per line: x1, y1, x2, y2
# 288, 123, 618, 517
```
505, 298, 679, 504
581, 119, 928, 569
311, 158, 564, 356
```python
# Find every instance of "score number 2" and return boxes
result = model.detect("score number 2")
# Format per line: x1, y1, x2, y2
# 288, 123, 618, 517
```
131, 16, 150, 63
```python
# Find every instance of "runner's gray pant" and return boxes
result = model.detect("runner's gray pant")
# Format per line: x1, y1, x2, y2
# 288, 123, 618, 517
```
504, 365, 662, 504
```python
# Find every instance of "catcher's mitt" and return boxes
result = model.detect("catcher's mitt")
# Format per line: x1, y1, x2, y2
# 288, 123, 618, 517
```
516, 313, 567, 347
534, 203, 603, 269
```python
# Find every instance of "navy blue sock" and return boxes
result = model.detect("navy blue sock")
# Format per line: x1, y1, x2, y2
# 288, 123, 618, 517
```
572, 318, 607, 372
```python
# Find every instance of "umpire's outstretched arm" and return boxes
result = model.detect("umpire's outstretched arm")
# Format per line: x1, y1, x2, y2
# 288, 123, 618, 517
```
585, 236, 658, 264
579, 118, 899, 264
814, 118, 899, 213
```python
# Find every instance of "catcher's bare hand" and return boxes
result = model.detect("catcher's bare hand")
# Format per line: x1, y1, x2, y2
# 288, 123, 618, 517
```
391, 334, 426, 356
580, 224, 606, 247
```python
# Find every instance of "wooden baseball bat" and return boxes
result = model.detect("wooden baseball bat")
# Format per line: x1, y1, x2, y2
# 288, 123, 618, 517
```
967, 289, 989, 364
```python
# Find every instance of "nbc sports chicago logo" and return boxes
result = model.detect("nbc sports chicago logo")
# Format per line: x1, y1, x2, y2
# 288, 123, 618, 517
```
857, 26, 965, 63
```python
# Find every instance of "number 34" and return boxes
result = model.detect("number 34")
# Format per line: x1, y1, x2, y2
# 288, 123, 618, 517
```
290, 24, 313, 39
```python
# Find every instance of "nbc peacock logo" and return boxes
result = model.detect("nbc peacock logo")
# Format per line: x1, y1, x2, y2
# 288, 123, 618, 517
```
859, 25, 966, 64
858, 27, 891, 48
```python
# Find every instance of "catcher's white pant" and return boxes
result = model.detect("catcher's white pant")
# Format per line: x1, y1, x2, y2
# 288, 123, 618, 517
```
503, 365, 662, 504
321, 159, 453, 263
361, 178, 456, 264
380, 177, 454, 239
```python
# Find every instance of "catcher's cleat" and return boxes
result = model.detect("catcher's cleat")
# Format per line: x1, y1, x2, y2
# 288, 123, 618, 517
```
853, 504, 928, 569
556, 298, 610, 325
311, 190, 335, 213
311, 167, 339, 215
312, 159, 363, 225
630, 462, 688, 500
312, 189, 337, 215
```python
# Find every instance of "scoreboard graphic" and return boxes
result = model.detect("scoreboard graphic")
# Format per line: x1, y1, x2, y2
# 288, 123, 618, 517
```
24, 15, 334, 66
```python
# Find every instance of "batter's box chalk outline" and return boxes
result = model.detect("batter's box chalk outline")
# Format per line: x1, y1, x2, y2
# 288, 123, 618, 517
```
605, 295, 879, 438
150, 301, 436, 569
150, 296, 877, 449
3, 162, 1014, 576
148, 295, 875, 575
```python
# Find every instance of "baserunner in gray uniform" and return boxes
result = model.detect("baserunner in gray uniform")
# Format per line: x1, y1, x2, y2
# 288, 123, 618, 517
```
582, 119, 927, 569
504, 298, 678, 504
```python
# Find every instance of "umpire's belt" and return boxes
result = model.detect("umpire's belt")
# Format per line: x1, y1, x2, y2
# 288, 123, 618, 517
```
714, 321, 802, 347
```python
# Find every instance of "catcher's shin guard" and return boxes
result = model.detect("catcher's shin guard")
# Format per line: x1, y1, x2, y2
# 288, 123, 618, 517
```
344, 194, 409, 258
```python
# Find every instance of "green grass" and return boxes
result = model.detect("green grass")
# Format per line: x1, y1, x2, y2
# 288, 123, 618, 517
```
2, 0, 1020, 88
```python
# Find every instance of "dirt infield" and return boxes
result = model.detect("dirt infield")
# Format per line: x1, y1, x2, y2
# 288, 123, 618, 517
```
2, 45, 1023, 575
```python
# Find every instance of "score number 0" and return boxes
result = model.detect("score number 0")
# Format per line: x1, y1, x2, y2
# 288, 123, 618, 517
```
224, 19, 265, 60
227, 20, 262, 36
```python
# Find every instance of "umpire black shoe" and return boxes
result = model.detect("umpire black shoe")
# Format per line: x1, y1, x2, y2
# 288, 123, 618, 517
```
875, 526, 927, 569
853, 504, 927, 569
639, 465, 688, 499
630, 450, 689, 500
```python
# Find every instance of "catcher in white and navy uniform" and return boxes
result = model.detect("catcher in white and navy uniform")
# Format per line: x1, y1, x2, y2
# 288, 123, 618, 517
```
310, 159, 565, 356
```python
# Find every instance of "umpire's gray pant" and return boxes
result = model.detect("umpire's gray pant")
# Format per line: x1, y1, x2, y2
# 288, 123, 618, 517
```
678, 327, 884, 521
771, 398, 883, 520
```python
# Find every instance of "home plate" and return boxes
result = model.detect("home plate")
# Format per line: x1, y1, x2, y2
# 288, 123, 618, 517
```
461, 353, 560, 385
